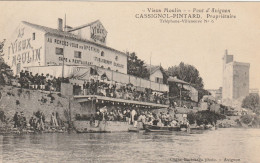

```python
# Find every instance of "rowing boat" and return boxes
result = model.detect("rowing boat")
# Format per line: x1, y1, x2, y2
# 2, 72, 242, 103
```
143, 124, 180, 132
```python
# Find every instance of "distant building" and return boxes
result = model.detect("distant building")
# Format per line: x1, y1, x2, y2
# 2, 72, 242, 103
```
222, 50, 250, 105
207, 87, 222, 103
145, 64, 163, 84
168, 76, 199, 107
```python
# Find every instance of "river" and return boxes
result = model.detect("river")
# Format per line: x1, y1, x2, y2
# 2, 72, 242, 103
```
0, 128, 260, 163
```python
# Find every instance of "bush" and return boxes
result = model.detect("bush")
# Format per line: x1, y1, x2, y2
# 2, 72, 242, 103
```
187, 112, 196, 124
242, 94, 259, 112
240, 114, 253, 125
187, 110, 226, 126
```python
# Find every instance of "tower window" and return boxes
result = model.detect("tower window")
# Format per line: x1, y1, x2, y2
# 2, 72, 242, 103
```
32, 33, 35, 40
101, 51, 105, 57
115, 56, 118, 61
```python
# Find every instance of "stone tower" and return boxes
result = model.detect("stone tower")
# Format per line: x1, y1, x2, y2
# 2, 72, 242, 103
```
222, 50, 250, 105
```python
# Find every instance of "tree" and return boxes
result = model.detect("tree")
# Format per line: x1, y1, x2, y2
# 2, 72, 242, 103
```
167, 62, 209, 101
127, 52, 149, 79
242, 94, 260, 113
160, 66, 169, 84
0, 39, 13, 85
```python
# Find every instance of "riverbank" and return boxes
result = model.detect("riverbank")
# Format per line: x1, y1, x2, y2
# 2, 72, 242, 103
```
0, 85, 83, 133
0, 85, 259, 135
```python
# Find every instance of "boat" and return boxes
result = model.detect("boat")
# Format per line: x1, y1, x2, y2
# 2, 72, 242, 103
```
128, 127, 140, 132
143, 124, 180, 132
75, 128, 111, 133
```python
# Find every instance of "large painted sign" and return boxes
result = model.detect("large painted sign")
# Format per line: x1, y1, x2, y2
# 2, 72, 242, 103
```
90, 22, 107, 44
7, 27, 42, 68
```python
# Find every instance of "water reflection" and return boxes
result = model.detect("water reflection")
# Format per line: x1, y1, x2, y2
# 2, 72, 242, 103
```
1, 128, 260, 163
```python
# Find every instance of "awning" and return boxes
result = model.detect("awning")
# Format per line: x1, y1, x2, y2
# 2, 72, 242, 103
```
74, 95, 169, 108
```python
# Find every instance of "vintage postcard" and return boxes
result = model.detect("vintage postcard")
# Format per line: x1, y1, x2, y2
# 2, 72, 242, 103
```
0, 1, 260, 163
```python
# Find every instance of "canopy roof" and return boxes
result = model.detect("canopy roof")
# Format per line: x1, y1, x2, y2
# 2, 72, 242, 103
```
74, 95, 169, 108
167, 76, 189, 85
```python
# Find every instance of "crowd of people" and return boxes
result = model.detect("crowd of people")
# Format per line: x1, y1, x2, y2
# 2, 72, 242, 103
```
91, 106, 187, 128
9, 70, 169, 105
13, 111, 64, 132
11, 70, 70, 92
77, 79, 169, 105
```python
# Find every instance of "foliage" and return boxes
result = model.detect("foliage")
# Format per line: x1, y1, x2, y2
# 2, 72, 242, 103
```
240, 114, 260, 127
167, 62, 209, 101
187, 110, 226, 125
242, 94, 260, 113
160, 67, 169, 84
0, 109, 6, 122
240, 114, 254, 125
127, 52, 149, 79
187, 112, 196, 124
0, 39, 13, 85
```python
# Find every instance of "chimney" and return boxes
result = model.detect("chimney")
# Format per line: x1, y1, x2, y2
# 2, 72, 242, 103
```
58, 18, 63, 31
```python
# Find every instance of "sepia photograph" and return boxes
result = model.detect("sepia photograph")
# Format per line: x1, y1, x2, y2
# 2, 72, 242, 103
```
0, 1, 260, 162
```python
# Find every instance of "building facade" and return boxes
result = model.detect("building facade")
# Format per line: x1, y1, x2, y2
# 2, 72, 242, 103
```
4, 18, 169, 92
222, 50, 250, 104
4, 19, 127, 75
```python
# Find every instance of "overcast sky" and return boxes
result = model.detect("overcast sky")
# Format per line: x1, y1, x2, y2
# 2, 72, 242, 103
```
0, 2, 259, 90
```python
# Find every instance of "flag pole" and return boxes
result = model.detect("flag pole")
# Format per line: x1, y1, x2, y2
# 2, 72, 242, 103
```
62, 14, 66, 79
150, 53, 152, 89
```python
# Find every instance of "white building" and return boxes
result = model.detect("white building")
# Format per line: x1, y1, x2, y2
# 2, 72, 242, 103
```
4, 19, 127, 75
4, 18, 169, 92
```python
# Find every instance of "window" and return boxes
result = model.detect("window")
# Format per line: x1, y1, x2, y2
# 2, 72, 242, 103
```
101, 51, 104, 57
115, 56, 118, 61
32, 33, 35, 40
101, 66, 104, 68
108, 67, 111, 70
55, 47, 64, 55
156, 77, 163, 83
74, 51, 82, 58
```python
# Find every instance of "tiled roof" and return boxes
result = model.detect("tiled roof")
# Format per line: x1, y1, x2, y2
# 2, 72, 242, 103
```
22, 21, 126, 56
22, 21, 77, 38
68, 20, 101, 32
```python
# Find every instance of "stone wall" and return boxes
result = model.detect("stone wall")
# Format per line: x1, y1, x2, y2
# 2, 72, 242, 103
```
0, 86, 82, 123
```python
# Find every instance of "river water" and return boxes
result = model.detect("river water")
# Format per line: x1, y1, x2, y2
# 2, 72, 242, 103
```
0, 128, 260, 163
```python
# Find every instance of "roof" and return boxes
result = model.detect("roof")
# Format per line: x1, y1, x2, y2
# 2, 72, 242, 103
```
145, 64, 161, 75
74, 95, 169, 108
22, 21, 126, 56
68, 20, 103, 32
167, 76, 189, 85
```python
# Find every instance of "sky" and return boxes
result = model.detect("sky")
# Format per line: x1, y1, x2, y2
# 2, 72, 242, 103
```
0, 2, 259, 90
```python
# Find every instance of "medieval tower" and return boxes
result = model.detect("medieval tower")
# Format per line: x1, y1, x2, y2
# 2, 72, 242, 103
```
222, 50, 250, 105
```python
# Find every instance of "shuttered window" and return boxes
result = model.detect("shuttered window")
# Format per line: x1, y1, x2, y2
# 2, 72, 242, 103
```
55, 47, 63, 55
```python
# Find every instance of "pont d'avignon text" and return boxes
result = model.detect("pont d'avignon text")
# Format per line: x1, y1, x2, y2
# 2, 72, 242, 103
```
135, 8, 236, 20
